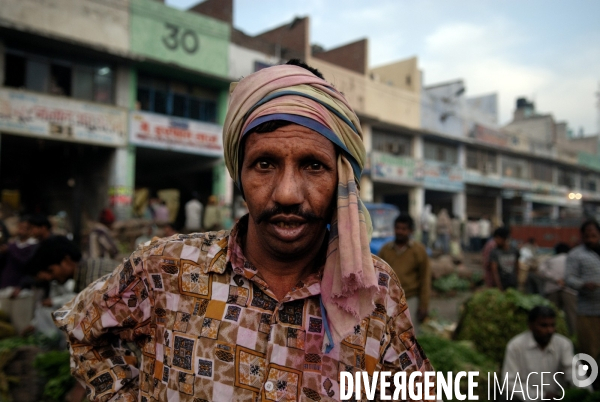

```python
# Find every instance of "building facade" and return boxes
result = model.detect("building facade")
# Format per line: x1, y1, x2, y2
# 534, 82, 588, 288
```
1, 0, 599, 244
0, 0, 232, 238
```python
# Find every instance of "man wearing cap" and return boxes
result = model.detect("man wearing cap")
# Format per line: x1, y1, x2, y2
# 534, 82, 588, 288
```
53, 60, 434, 402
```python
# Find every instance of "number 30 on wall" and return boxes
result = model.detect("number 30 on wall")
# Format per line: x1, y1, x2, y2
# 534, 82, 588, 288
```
162, 22, 199, 54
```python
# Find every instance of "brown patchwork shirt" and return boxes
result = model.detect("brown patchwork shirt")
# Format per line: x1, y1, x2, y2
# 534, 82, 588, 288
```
53, 222, 434, 401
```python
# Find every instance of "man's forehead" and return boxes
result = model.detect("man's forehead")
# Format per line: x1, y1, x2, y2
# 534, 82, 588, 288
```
243, 125, 336, 152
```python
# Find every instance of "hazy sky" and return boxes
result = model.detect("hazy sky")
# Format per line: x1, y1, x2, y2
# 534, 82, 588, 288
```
167, 0, 600, 134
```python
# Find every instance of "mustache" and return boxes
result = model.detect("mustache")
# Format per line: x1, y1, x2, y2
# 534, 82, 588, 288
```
256, 204, 324, 225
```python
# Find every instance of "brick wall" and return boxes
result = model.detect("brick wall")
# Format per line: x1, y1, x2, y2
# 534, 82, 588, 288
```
189, 0, 233, 25
232, 29, 277, 56
510, 225, 581, 248
312, 39, 368, 75
254, 17, 309, 61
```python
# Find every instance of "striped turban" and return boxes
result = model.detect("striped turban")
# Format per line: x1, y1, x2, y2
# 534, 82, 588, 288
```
223, 64, 378, 350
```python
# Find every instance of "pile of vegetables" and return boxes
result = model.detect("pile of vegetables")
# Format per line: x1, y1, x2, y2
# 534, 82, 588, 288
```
34, 350, 75, 402
418, 334, 496, 401
454, 288, 570, 364
433, 273, 471, 293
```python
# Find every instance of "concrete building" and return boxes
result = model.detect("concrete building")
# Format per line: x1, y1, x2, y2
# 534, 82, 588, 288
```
2, 0, 598, 244
193, 0, 423, 219
0, 0, 232, 239
0, 0, 132, 241
503, 98, 600, 223
191, 0, 600, 231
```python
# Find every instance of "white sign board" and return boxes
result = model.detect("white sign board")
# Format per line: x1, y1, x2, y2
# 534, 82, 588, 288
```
0, 89, 127, 146
130, 112, 223, 156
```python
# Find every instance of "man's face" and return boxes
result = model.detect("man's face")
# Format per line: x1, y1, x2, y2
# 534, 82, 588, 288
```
16, 221, 30, 240
30, 225, 48, 240
529, 316, 556, 347
494, 236, 507, 249
394, 222, 412, 244
47, 257, 76, 284
582, 225, 600, 249
241, 124, 337, 260
164, 225, 177, 237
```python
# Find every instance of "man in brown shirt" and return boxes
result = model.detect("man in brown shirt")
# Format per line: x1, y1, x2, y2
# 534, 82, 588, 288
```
379, 214, 431, 333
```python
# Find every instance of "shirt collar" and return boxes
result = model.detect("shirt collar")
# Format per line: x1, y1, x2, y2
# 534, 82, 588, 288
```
392, 240, 413, 251
525, 330, 557, 354
224, 215, 324, 298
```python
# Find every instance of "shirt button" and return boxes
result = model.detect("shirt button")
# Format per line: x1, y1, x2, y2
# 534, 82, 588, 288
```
265, 381, 274, 391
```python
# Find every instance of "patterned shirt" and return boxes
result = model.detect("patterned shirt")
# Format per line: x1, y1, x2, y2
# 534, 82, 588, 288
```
53, 219, 434, 402
565, 244, 600, 316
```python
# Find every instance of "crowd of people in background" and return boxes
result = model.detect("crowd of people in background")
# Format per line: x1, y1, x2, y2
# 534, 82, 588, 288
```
377, 208, 600, 395
0, 191, 242, 338
0, 198, 597, 397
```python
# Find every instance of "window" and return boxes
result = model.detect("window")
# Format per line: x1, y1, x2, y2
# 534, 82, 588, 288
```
49, 64, 72, 96
557, 169, 575, 187
93, 67, 113, 103
372, 129, 412, 156
531, 161, 553, 183
466, 148, 497, 173
4, 49, 114, 103
582, 175, 598, 192
25, 59, 49, 92
502, 156, 528, 179
73, 68, 95, 100
424, 141, 458, 164
136, 74, 218, 123
4, 54, 26, 88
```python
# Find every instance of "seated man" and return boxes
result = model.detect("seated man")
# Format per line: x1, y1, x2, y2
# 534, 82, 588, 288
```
52, 61, 434, 401
502, 306, 574, 401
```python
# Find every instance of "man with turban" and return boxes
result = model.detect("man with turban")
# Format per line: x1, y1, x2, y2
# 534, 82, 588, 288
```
53, 60, 434, 401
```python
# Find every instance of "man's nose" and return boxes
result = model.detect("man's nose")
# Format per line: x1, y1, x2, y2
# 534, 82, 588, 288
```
272, 166, 304, 206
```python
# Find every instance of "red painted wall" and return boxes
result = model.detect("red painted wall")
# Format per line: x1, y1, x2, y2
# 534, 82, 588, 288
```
510, 225, 581, 248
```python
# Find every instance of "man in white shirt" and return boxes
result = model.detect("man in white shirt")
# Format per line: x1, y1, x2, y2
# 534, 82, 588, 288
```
478, 215, 492, 245
538, 243, 577, 335
184, 192, 203, 232
502, 306, 574, 401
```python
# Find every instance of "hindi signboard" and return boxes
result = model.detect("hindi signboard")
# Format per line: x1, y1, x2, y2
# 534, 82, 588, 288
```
130, 111, 222, 156
0, 88, 127, 146
371, 151, 417, 184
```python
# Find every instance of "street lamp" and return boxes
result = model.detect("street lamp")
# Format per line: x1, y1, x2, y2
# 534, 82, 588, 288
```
568, 192, 582, 200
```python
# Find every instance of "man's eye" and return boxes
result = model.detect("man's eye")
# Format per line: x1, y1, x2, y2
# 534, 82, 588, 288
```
306, 162, 324, 171
256, 161, 272, 169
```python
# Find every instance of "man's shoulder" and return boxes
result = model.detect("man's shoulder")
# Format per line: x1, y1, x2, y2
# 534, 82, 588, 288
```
371, 254, 405, 294
379, 241, 395, 252
551, 333, 574, 349
506, 331, 531, 350
568, 244, 586, 256
372, 254, 395, 276
137, 230, 230, 260
409, 240, 427, 254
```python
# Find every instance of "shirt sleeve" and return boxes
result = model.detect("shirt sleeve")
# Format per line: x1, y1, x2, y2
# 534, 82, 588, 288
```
379, 263, 436, 401
53, 249, 153, 402
560, 337, 574, 387
565, 252, 584, 290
